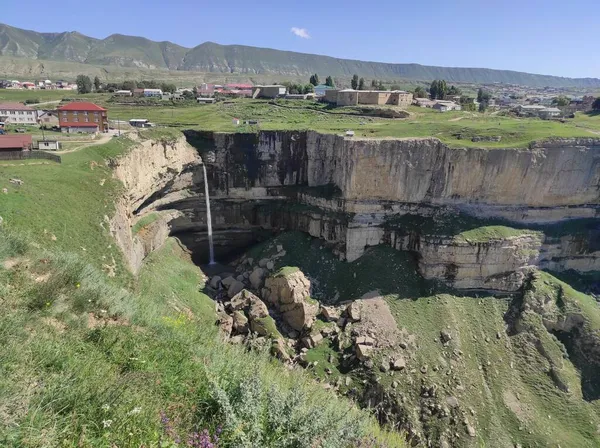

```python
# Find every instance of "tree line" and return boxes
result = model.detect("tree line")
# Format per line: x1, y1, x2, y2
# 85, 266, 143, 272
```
76, 75, 177, 95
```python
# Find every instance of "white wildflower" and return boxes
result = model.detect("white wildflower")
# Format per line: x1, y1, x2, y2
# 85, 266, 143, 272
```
101, 404, 110, 411
102, 419, 113, 428
128, 407, 142, 415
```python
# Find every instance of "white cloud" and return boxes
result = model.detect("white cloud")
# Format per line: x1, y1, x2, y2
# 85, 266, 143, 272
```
290, 27, 310, 39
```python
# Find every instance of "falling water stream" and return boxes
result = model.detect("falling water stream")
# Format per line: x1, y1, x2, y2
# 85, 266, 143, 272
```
202, 163, 215, 264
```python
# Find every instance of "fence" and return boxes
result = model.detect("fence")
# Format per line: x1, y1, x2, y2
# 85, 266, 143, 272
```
0, 150, 62, 163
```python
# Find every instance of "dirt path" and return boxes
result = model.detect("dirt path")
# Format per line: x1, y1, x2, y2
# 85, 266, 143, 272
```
448, 117, 464, 122
55, 132, 119, 154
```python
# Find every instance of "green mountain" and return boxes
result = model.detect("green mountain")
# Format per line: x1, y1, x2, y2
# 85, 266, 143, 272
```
0, 22, 598, 88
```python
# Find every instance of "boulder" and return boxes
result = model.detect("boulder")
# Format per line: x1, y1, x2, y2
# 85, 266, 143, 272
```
390, 357, 406, 371
236, 274, 245, 282
227, 280, 245, 298
250, 315, 280, 339
302, 332, 323, 349
355, 336, 375, 346
249, 297, 269, 320
266, 261, 274, 270
346, 301, 362, 322
209, 275, 221, 289
230, 289, 257, 310
232, 311, 249, 334
276, 245, 284, 252
258, 258, 270, 268
440, 330, 453, 343
216, 312, 233, 337
249, 267, 266, 289
263, 268, 317, 330
355, 344, 373, 361
221, 276, 236, 288
229, 335, 245, 344
320, 305, 341, 322
446, 396, 459, 408
280, 301, 318, 332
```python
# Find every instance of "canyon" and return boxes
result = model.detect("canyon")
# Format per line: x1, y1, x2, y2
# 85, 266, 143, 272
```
111, 131, 600, 293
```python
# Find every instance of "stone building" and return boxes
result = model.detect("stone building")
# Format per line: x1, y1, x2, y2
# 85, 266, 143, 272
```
324, 89, 413, 107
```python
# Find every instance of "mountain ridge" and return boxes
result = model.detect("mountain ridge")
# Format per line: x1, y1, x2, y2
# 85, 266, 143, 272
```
0, 22, 598, 88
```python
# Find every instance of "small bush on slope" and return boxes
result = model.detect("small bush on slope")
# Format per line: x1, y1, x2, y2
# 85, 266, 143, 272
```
0, 231, 392, 447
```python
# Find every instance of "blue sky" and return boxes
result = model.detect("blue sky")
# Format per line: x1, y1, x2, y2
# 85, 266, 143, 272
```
2, 0, 599, 78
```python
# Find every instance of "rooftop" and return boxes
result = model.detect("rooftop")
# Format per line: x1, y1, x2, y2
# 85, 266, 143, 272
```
0, 134, 32, 150
0, 102, 35, 111
57, 102, 107, 112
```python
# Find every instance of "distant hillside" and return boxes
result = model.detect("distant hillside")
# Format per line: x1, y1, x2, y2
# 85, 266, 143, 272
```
1, 22, 599, 88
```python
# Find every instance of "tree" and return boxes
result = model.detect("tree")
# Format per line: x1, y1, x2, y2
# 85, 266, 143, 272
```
447, 85, 462, 96
122, 80, 137, 91
325, 76, 335, 87
593, 97, 600, 111
478, 101, 488, 113
390, 84, 402, 91
93, 76, 101, 91
351, 74, 359, 90
552, 95, 570, 107
303, 84, 314, 94
182, 90, 195, 100
76, 75, 92, 94
193, 86, 198, 97
430, 80, 439, 99
371, 79, 378, 88
309, 74, 319, 86
161, 83, 177, 94
477, 88, 491, 103
414, 86, 427, 98
377, 81, 385, 91
358, 77, 366, 90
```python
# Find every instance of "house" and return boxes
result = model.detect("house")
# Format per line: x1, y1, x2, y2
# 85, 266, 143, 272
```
538, 107, 561, 119
414, 98, 436, 108
251, 85, 287, 99
143, 89, 163, 97
433, 100, 461, 112
133, 88, 145, 97
199, 83, 215, 96
57, 102, 108, 133
326, 89, 413, 107
114, 90, 132, 97
37, 140, 61, 150
517, 104, 547, 117
0, 103, 38, 125
314, 84, 335, 97
0, 134, 33, 152
37, 110, 60, 128
197, 97, 216, 104
22, 82, 36, 89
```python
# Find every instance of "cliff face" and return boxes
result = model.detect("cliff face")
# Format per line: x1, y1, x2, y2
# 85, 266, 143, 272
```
108, 130, 600, 292
109, 135, 201, 273
308, 133, 600, 211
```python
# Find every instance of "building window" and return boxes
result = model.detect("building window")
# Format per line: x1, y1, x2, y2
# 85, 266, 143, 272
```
74, 118, 79, 122
73, 112, 78, 116
62, 111, 67, 116
94, 118, 99, 122
85, 118, 89, 122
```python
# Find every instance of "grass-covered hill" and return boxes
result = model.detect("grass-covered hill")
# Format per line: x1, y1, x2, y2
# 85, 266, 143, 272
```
1, 22, 599, 87
242, 231, 600, 447
0, 135, 402, 447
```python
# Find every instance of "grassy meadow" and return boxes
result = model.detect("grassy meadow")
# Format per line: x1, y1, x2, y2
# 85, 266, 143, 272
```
1, 89, 599, 148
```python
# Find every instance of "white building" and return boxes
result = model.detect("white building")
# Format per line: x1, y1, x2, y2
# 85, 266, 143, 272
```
433, 100, 462, 112
143, 89, 163, 97
0, 103, 38, 125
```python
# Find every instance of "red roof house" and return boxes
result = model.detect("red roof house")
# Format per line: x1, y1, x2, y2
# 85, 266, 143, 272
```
0, 134, 33, 151
56, 102, 108, 133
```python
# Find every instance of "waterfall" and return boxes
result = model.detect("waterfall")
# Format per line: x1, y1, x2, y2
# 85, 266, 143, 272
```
202, 163, 215, 264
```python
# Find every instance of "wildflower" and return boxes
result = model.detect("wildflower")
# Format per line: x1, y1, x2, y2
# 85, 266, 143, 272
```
102, 419, 113, 428
128, 407, 142, 415
45, 302, 50, 307
101, 404, 110, 411
100, 309, 107, 313
76, 283, 81, 288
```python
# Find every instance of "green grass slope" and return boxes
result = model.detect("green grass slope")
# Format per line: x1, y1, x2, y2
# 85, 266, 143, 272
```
242, 231, 600, 447
0, 136, 398, 447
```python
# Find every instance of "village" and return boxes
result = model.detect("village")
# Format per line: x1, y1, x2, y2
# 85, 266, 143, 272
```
0, 75, 599, 160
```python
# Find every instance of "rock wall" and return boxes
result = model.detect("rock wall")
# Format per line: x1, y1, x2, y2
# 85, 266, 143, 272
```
307, 133, 600, 211
109, 135, 202, 273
